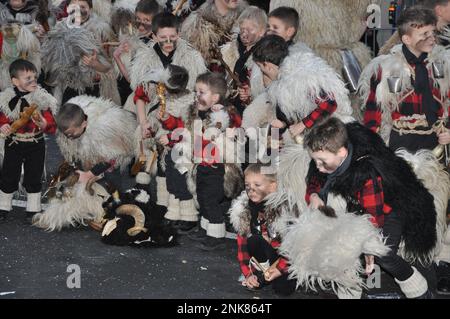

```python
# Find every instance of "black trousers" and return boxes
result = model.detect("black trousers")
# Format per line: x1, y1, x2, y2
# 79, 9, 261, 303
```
247, 235, 297, 296
196, 164, 231, 224
0, 138, 45, 194
165, 152, 192, 201
389, 130, 438, 153
375, 210, 415, 281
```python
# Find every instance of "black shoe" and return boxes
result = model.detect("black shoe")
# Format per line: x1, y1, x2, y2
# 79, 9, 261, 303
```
187, 228, 207, 242
0, 210, 8, 222
437, 277, 450, 295
24, 212, 37, 225
177, 221, 198, 234
197, 236, 226, 251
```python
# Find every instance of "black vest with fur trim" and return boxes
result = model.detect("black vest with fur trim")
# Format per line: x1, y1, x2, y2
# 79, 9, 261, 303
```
307, 122, 437, 260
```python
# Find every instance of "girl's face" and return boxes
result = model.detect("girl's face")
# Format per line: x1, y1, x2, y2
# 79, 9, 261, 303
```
245, 173, 277, 204
239, 19, 266, 48
195, 82, 219, 111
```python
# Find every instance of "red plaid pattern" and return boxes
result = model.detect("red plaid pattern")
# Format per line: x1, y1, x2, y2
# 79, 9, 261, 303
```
302, 96, 338, 129
363, 67, 449, 133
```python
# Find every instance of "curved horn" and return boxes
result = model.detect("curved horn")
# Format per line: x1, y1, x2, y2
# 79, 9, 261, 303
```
116, 204, 147, 236
85, 175, 103, 196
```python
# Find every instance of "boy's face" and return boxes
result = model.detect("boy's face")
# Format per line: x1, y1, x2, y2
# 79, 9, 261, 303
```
402, 24, 436, 55
70, 0, 91, 23
195, 82, 220, 111
9, 0, 26, 10
135, 12, 153, 36
12, 70, 38, 93
436, 2, 450, 28
245, 173, 277, 204
256, 61, 279, 81
63, 120, 88, 139
154, 27, 179, 55
239, 19, 266, 48
267, 17, 295, 42
309, 147, 348, 174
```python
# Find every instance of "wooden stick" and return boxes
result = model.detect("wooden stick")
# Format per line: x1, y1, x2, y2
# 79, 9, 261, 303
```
172, 0, 188, 16
102, 41, 121, 47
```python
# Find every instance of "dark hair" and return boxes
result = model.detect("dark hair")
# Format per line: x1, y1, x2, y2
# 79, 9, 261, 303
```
9, 59, 37, 79
135, 0, 161, 16
417, 0, 450, 9
269, 6, 300, 38
152, 12, 179, 34
70, 0, 93, 8
252, 35, 289, 66
244, 162, 277, 182
304, 117, 348, 154
397, 6, 437, 38
166, 64, 189, 94
56, 103, 87, 132
196, 72, 227, 104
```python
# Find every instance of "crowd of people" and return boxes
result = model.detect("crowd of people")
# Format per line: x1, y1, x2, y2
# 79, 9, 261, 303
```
0, 0, 450, 299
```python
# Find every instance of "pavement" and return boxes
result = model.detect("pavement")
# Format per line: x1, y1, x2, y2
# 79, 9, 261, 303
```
0, 136, 449, 299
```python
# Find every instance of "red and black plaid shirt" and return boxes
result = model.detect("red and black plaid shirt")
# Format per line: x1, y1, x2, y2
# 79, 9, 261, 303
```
306, 174, 392, 227
237, 234, 289, 278
363, 67, 450, 133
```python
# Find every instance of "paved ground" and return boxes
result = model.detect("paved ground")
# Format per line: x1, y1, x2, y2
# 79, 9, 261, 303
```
0, 136, 449, 299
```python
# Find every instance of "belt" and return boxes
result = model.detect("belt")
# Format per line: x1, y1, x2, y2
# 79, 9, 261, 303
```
6, 132, 44, 146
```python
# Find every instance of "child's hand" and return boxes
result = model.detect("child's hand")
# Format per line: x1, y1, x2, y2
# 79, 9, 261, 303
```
238, 84, 251, 103
289, 122, 306, 138
365, 255, 375, 276
76, 170, 95, 183
32, 112, 48, 131
140, 121, 152, 139
211, 104, 224, 112
0, 124, 11, 136
159, 135, 170, 146
242, 275, 260, 289
309, 193, 325, 210
156, 111, 169, 121
438, 130, 450, 145
113, 41, 130, 58
82, 50, 99, 67
270, 119, 286, 129
265, 267, 282, 282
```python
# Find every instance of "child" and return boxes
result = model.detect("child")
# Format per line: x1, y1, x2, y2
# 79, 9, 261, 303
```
131, 11, 207, 139
0, 59, 57, 222
160, 72, 243, 249
267, 6, 299, 45
220, 5, 267, 115
360, 6, 450, 153
113, 0, 161, 105
229, 163, 297, 296
305, 117, 437, 299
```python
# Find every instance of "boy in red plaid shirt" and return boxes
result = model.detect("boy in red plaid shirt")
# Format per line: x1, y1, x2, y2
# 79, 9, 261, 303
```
0, 59, 57, 223
360, 6, 450, 153
229, 163, 296, 296
305, 117, 437, 298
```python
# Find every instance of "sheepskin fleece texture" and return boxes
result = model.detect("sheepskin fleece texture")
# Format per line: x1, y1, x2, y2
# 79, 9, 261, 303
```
270, 0, 374, 75
279, 206, 389, 295
130, 38, 207, 93
56, 95, 137, 171
0, 2, 37, 25
358, 44, 450, 143
0, 24, 41, 90
267, 47, 354, 125
180, 0, 248, 64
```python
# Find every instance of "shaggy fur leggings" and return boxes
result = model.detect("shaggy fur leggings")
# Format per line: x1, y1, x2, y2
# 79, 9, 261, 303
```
375, 210, 415, 281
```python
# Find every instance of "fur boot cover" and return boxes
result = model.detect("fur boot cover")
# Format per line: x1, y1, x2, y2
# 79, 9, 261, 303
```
279, 205, 389, 296
101, 184, 178, 247
180, 0, 248, 65
270, 0, 374, 79
0, 23, 41, 90
56, 95, 137, 172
